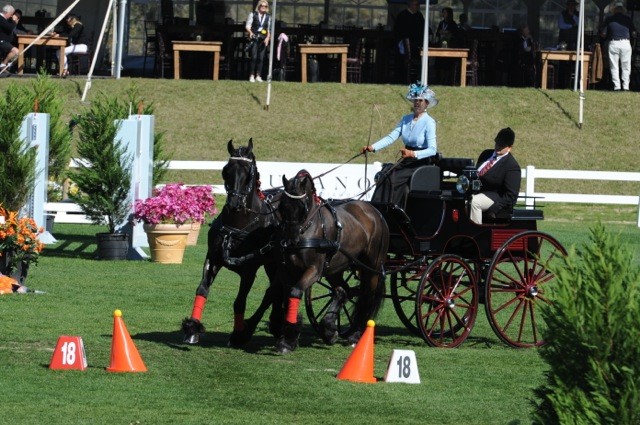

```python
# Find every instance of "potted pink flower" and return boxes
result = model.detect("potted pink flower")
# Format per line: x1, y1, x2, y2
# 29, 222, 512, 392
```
133, 184, 217, 263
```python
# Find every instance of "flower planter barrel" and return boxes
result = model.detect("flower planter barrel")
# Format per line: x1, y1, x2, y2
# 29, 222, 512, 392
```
96, 233, 129, 261
143, 223, 190, 264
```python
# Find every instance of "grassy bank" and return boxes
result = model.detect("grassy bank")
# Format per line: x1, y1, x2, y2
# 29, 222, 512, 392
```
3, 77, 638, 224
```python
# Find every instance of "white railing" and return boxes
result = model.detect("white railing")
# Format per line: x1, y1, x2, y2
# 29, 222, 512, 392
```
46, 161, 640, 227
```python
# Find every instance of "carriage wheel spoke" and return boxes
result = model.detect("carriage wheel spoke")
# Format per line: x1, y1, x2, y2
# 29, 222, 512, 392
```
416, 255, 478, 348
528, 301, 540, 344
500, 296, 525, 333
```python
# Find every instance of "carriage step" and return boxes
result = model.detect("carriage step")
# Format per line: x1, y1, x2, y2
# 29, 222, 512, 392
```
511, 209, 544, 220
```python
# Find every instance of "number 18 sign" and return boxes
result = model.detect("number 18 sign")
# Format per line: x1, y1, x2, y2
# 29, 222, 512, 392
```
384, 349, 420, 384
49, 336, 88, 371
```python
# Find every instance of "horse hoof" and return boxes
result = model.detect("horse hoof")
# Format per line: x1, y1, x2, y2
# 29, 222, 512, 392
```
184, 333, 200, 345
347, 331, 362, 346
275, 336, 297, 354
321, 329, 339, 345
228, 331, 250, 348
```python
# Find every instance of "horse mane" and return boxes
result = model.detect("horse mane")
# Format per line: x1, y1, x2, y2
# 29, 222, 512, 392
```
288, 169, 322, 205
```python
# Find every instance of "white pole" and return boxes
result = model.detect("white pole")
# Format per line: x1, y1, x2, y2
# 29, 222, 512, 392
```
421, 0, 430, 84
576, 0, 586, 128
1, 0, 82, 76
82, 0, 117, 102
265, 0, 278, 111
111, 0, 118, 75
115, 0, 128, 79
573, 0, 584, 92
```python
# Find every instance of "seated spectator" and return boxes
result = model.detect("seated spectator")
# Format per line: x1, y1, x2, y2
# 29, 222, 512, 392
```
470, 127, 521, 225
0, 5, 20, 72
51, 13, 89, 77
12, 9, 32, 37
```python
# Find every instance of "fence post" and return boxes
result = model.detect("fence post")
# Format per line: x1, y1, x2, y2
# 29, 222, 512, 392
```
20, 112, 57, 244
526, 165, 535, 209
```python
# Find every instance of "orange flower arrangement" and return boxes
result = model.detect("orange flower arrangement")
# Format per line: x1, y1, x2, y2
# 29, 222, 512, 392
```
0, 204, 45, 272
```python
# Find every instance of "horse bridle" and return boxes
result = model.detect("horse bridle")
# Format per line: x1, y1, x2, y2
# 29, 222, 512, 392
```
224, 156, 257, 211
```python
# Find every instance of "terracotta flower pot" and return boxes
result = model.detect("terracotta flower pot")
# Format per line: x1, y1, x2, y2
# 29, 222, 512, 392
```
186, 222, 202, 246
143, 223, 190, 264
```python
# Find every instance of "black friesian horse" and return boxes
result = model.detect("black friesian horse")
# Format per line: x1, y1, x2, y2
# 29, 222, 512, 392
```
182, 139, 283, 346
276, 170, 389, 353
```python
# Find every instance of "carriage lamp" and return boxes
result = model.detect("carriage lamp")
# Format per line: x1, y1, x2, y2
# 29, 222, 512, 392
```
456, 169, 481, 194
456, 175, 470, 194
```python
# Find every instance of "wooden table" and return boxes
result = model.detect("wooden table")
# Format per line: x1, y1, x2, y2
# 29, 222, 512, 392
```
423, 48, 470, 87
17, 34, 67, 76
299, 44, 349, 83
172, 41, 222, 80
538, 50, 592, 90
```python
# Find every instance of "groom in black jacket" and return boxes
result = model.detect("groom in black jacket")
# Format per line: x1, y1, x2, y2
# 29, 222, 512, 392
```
470, 127, 521, 224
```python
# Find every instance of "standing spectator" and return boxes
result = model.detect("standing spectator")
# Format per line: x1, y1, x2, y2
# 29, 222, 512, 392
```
51, 14, 89, 77
0, 4, 19, 72
558, 0, 579, 49
245, 0, 271, 83
393, 0, 426, 84
512, 23, 536, 87
436, 7, 459, 47
600, 2, 636, 91
557, 0, 579, 88
434, 7, 460, 84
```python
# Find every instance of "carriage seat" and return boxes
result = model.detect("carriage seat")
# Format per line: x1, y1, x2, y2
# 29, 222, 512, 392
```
408, 165, 440, 195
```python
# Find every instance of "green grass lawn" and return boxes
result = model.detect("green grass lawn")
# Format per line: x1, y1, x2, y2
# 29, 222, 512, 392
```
0, 79, 638, 423
1, 221, 637, 424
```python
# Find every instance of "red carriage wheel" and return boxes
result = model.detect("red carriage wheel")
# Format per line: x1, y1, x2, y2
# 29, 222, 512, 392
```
415, 255, 478, 348
484, 231, 567, 348
390, 269, 423, 336
304, 270, 358, 340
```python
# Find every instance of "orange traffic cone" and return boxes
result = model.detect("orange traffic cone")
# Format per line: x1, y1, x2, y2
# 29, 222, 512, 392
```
336, 320, 376, 383
106, 309, 147, 373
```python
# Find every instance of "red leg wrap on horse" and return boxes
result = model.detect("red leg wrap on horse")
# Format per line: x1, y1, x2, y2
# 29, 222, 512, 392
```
286, 297, 300, 324
234, 313, 245, 331
191, 295, 207, 321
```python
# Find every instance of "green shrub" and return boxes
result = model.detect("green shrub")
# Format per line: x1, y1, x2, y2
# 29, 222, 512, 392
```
28, 72, 72, 184
70, 93, 132, 234
0, 84, 37, 210
533, 223, 640, 424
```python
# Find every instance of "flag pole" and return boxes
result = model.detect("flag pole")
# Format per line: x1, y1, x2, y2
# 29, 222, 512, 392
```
421, 0, 430, 84
265, 0, 278, 111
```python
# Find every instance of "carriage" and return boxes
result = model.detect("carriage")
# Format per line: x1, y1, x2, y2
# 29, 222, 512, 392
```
303, 156, 567, 348
184, 142, 567, 352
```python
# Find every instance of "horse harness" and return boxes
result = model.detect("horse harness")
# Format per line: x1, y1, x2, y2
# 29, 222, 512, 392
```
224, 155, 258, 212
221, 155, 280, 266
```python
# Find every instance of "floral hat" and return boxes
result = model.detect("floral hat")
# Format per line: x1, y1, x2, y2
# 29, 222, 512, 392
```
406, 82, 438, 108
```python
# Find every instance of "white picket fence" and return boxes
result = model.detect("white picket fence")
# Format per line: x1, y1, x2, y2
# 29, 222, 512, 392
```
45, 161, 640, 227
